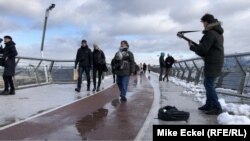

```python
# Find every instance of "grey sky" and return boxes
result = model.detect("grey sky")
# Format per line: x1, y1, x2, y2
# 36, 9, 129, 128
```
0, 0, 250, 65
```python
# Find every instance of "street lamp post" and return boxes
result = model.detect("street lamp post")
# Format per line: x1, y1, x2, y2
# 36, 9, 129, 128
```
40, 4, 55, 83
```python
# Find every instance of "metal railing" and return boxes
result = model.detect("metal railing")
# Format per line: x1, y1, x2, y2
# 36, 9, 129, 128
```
151, 52, 250, 98
0, 55, 112, 89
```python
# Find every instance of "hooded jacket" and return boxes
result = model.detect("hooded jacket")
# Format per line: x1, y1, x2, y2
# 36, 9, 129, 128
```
190, 21, 224, 77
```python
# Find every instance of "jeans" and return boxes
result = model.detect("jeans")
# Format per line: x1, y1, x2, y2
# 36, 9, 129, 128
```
159, 67, 165, 81
204, 76, 222, 110
93, 67, 103, 88
116, 75, 130, 97
3, 75, 15, 91
77, 66, 90, 90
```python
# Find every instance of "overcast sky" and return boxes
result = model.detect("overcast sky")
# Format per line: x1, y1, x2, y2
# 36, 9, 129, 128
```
0, 0, 250, 65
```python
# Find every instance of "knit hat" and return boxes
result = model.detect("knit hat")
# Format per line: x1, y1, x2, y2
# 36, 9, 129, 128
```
81, 39, 87, 44
201, 13, 215, 24
4, 35, 12, 40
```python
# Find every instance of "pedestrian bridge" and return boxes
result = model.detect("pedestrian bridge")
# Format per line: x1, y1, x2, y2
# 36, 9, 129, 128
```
0, 53, 249, 140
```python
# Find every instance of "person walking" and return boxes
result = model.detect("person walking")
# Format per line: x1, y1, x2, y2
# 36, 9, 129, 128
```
143, 63, 147, 74
159, 52, 165, 81
163, 54, 176, 82
148, 64, 151, 74
75, 40, 92, 92
92, 43, 106, 92
113, 40, 135, 102
188, 13, 224, 115
0, 36, 18, 95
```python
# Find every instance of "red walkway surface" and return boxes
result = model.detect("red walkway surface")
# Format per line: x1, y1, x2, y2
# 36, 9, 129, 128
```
0, 75, 154, 140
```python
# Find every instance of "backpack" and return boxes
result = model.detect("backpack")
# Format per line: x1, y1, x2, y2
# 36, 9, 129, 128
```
158, 106, 190, 122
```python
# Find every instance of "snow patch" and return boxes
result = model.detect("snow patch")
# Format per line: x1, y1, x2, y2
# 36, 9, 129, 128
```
218, 112, 250, 124
169, 76, 250, 124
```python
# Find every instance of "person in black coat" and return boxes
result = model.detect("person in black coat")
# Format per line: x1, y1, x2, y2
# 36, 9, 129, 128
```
189, 13, 224, 115
163, 55, 176, 82
143, 63, 147, 74
75, 40, 92, 92
0, 36, 18, 95
92, 43, 106, 92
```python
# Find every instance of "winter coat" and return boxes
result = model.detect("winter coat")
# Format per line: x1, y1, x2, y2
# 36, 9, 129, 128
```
143, 63, 147, 70
92, 49, 106, 70
75, 46, 92, 68
0, 41, 18, 76
190, 21, 224, 77
159, 56, 165, 68
165, 56, 175, 68
113, 48, 135, 76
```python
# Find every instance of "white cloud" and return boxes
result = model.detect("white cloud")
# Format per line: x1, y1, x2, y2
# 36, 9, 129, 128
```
0, 0, 43, 18
1, 0, 250, 65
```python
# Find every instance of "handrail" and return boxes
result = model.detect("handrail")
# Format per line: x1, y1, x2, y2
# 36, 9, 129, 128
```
177, 52, 250, 63
0, 54, 75, 62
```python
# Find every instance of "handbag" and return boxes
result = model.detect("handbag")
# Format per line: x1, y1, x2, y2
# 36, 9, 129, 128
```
73, 69, 78, 81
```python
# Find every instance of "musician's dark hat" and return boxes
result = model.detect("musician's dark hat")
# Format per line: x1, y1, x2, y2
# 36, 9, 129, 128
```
201, 13, 215, 24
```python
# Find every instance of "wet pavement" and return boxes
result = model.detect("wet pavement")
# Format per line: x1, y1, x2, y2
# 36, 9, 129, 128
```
0, 76, 114, 128
0, 75, 154, 140
0, 73, 219, 140
137, 73, 218, 141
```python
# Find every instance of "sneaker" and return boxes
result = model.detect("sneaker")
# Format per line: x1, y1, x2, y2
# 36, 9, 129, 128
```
9, 90, 15, 95
198, 105, 211, 111
75, 88, 80, 92
205, 109, 222, 115
0, 90, 9, 95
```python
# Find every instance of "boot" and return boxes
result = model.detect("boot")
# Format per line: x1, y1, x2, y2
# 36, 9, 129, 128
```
0, 90, 9, 95
9, 90, 15, 95
198, 104, 211, 111
96, 87, 100, 92
87, 87, 90, 91
75, 88, 80, 92
92, 87, 96, 92
205, 109, 222, 115
120, 96, 127, 102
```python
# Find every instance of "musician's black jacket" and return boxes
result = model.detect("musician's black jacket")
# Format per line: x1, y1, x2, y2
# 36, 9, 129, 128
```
190, 21, 224, 77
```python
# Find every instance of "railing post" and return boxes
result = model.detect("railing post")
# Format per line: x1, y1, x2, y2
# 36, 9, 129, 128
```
172, 64, 178, 77
235, 57, 246, 95
13, 58, 21, 89
49, 61, 54, 82
184, 61, 192, 83
178, 63, 185, 80
192, 60, 202, 85
175, 64, 181, 78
